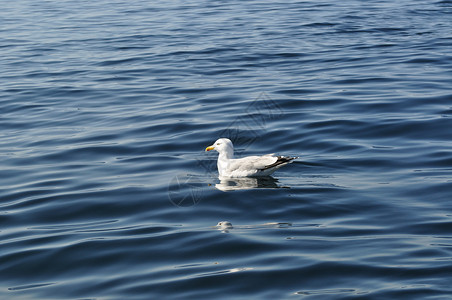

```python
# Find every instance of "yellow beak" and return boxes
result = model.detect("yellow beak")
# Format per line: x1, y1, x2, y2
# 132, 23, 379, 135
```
205, 146, 215, 151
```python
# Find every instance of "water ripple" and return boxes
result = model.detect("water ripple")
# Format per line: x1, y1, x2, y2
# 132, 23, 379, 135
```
1, 0, 452, 299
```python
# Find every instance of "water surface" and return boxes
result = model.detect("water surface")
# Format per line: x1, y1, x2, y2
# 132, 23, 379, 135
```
1, 0, 452, 299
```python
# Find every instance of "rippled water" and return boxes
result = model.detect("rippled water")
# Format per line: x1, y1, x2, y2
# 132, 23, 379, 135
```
1, 0, 452, 299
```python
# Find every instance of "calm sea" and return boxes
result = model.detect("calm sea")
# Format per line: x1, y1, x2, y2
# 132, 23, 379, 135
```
1, 0, 452, 299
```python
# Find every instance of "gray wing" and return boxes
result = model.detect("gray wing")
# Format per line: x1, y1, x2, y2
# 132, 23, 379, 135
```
259, 156, 296, 170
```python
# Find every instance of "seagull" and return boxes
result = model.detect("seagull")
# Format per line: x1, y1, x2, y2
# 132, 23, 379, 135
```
205, 138, 297, 177
216, 221, 233, 230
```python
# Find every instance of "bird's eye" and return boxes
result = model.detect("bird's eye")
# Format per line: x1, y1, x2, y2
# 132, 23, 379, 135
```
216, 143, 220, 145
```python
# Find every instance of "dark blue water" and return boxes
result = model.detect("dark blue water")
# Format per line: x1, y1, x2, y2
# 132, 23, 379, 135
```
1, 0, 452, 299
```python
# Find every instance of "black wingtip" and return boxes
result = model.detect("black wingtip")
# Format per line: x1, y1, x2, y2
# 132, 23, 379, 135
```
261, 156, 297, 170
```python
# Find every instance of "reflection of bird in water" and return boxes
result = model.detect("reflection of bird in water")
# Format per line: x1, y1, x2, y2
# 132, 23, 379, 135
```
215, 176, 284, 191
205, 138, 297, 177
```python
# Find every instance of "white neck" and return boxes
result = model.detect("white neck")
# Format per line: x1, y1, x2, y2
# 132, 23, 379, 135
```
217, 147, 234, 177
219, 146, 234, 160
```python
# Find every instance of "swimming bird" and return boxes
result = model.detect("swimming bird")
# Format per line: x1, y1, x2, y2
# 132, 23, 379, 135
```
205, 138, 296, 177
216, 221, 233, 230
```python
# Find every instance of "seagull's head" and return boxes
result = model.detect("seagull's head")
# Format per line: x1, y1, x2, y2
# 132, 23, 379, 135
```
205, 138, 234, 154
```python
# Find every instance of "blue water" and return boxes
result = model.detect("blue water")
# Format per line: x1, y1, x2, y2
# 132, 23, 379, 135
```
1, 0, 452, 299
